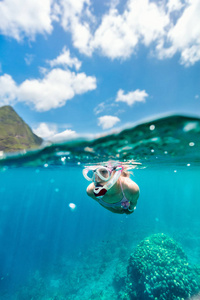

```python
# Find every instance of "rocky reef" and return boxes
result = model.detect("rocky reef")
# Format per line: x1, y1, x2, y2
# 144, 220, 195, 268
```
5, 232, 200, 300
122, 233, 200, 300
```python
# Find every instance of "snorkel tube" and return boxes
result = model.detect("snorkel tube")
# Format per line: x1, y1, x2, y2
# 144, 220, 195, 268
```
93, 166, 123, 198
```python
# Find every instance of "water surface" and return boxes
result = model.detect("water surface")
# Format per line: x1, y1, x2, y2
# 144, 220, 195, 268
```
0, 115, 200, 299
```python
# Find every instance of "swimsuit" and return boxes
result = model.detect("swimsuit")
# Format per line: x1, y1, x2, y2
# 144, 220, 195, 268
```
97, 178, 135, 211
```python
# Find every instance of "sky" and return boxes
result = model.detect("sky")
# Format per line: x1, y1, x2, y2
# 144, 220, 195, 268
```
0, 0, 200, 141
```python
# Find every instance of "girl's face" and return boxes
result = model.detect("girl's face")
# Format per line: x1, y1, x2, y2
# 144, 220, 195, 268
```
94, 170, 115, 185
94, 172, 102, 183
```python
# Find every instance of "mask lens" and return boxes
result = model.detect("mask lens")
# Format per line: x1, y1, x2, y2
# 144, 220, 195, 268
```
87, 169, 94, 180
98, 168, 110, 179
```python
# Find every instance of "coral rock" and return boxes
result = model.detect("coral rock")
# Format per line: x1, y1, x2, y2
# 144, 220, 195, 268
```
126, 233, 200, 300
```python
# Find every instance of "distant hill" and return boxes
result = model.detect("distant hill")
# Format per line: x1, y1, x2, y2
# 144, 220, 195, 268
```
0, 105, 43, 152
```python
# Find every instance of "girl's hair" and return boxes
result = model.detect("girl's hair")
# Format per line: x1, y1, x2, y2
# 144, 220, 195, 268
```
121, 166, 133, 178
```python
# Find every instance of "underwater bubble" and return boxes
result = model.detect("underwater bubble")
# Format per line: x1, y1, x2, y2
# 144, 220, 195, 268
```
54, 188, 59, 192
174, 170, 177, 173
44, 163, 49, 168
61, 157, 66, 162
164, 151, 168, 154
150, 125, 155, 131
77, 162, 81, 165
187, 164, 191, 167
189, 142, 195, 147
151, 149, 154, 153
69, 203, 76, 210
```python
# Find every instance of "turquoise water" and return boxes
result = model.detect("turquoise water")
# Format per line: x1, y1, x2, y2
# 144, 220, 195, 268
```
0, 115, 200, 299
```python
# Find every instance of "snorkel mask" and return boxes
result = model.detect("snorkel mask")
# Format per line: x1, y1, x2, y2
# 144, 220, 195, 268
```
83, 165, 124, 198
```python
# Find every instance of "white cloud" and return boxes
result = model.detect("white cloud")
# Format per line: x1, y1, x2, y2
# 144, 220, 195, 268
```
56, 0, 91, 30
107, 0, 120, 10
98, 115, 120, 130
0, 74, 17, 106
158, 0, 200, 66
1, 0, 200, 67
91, 0, 169, 59
91, 9, 137, 59
24, 54, 35, 66
94, 100, 119, 115
0, 68, 96, 111
180, 44, 200, 67
0, 0, 53, 40
71, 20, 93, 56
56, 0, 200, 66
57, 0, 169, 59
19, 68, 96, 111
33, 122, 77, 142
33, 122, 57, 139
94, 102, 106, 115
56, 0, 94, 55
47, 47, 82, 70
49, 129, 78, 142
62, 0, 200, 66
168, 0, 200, 50
167, 0, 184, 13
116, 89, 148, 106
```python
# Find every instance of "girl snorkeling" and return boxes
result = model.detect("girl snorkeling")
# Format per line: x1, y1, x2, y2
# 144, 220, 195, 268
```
83, 162, 140, 214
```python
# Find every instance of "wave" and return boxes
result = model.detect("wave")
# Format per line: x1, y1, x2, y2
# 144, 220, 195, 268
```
1, 114, 200, 168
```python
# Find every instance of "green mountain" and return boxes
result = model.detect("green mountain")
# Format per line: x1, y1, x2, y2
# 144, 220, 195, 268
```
0, 105, 43, 152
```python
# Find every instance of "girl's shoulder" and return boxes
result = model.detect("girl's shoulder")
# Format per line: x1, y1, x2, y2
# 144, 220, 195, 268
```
121, 176, 139, 194
120, 176, 134, 186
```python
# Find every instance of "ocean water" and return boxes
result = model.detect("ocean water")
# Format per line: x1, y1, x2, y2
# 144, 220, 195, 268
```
0, 115, 200, 300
